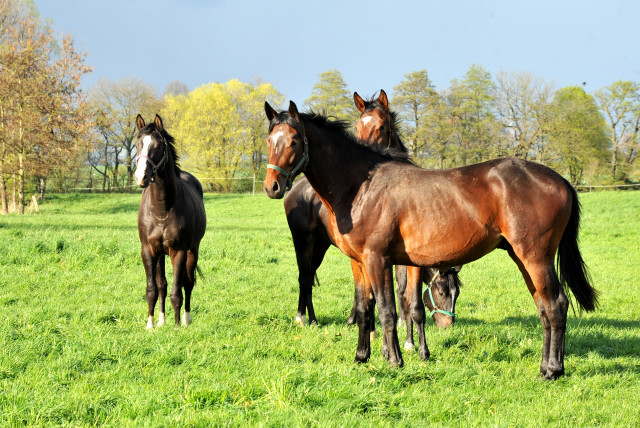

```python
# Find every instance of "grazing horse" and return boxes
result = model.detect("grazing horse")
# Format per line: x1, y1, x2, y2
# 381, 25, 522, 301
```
263, 101, 597, 379
135, 114, 206, 329
283, 90, 460, 338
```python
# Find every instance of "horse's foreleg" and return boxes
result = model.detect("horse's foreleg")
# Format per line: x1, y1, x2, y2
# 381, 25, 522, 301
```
408, 267, 429, 361
365, 255, 403, 367
142, 246, 158, 329
155, 256, 167, 327
351, 259, 373, 363
170, 250, 187, 327
183, 248, 199, 326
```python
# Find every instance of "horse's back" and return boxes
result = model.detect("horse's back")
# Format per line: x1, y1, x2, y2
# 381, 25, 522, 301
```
180, 171, 204, 199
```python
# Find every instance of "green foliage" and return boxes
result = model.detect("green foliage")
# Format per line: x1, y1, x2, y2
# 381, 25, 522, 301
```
304, 69, 358, 123
161, 79, 283, 191
0, 192, 639, 426
547, 86, 609, 184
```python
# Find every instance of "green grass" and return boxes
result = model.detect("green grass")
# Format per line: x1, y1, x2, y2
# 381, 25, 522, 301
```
0, 190, 638, 426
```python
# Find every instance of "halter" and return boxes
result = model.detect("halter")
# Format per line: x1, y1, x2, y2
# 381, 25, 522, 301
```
425, 270, 456, 318
135, 134, 168, 179
267, 120, 309, 191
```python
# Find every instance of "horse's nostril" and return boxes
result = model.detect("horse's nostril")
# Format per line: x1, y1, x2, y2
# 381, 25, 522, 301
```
271, 181, 279, 193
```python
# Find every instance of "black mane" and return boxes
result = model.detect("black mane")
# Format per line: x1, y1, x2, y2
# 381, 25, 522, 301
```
269, 109, 412, 164
138, 123, 181, 174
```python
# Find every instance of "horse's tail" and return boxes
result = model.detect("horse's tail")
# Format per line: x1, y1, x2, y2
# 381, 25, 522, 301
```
195, 266, 204, 282
557, 180, 598, 312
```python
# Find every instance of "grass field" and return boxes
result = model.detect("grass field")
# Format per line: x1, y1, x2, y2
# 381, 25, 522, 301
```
0, 190, 639, 426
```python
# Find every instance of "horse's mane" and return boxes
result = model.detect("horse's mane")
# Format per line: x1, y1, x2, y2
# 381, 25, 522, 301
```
139, 123, 181, 174
361, 94, 409, 154
270, 109, 412, 164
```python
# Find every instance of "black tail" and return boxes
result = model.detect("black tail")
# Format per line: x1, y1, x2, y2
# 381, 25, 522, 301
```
557, 181, 599, 312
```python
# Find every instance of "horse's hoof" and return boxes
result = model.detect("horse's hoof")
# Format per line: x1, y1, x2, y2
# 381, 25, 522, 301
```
355, 351, 370, 364
404, 341, 414, 351
295, 315, 305, 326
419, 348, 430, 361
146, 317, 154, 330
157, 313, 166, 327
309, 319, 318, 326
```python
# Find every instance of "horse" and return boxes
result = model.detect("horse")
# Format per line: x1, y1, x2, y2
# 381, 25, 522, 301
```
282, 90, 460, 341
263, 101, 598, 379
354, 90, 462, 354
134, 114, 206, 329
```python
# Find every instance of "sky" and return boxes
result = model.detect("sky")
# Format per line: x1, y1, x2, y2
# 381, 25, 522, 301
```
35, 0, 640, 105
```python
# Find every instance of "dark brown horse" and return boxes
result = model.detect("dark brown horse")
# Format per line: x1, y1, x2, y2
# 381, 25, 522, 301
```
135, 114, 206, 329
283, 90, 460, 342
263, 101, 598, 379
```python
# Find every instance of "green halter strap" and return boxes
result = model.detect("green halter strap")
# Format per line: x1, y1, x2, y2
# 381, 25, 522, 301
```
425, 270, 456, 318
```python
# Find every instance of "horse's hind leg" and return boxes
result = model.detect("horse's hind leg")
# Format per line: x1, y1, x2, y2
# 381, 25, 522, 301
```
351, 259, 374, 363
183, 248, 199, 326
156, 256, 168, 327
170, 250, 187, 327
508, 248, 568, 379
395, 265, 408, 327
306, 235, 331, 326
142, 246, 158, 329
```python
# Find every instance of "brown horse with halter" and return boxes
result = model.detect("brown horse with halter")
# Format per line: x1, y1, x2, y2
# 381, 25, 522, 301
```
283, 91, 460, 346
263, 101, 598, 379
135, 114, 206, 329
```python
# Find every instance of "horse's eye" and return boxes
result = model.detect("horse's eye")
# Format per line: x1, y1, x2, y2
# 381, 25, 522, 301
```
380, 125, 385, 131
291, 141, 297, 147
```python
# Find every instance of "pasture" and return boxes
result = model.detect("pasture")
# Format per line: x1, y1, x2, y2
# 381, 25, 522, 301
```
0, 191, 638, 426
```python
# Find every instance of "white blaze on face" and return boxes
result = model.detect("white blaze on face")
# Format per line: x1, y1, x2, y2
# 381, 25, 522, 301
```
361, 115, 374, 125
272, 131, 284, 155
135, 135, 153, 185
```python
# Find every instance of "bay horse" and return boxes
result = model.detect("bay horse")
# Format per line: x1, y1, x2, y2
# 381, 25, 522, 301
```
135, 114, 206, 329
354, 90, 462, 354
283, 90, 460, 341
263, 101, 598, 379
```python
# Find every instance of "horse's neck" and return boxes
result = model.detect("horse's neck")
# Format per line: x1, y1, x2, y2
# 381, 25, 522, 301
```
303, 122, 372, 211
148, 166, 179, 212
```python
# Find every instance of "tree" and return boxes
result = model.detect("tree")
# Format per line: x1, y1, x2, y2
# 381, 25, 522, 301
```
0, 4, 91, 213
594, 80, 640, 180
304, 69, 357, 122
88, 77, 161, 190
447, 64, 501, 165
494, 71, 554, 161
547, 86, 609, 184
161, 79, 282, 191
163, 79, 189, 97
392, 70, 440, 161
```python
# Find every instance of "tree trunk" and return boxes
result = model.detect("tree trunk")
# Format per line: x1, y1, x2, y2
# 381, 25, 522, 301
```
40, 177, 46, 201
0, 173, 7, 215
610, 141, 618, 179
18, 152, 24, 214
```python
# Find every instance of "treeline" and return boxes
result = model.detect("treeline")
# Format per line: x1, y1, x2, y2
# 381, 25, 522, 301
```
2, 2, 639, 214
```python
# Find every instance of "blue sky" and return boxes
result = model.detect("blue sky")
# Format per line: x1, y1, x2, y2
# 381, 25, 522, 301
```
35, 0, 640, 104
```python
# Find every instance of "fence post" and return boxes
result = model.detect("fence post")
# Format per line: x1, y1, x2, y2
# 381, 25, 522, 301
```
252, 174, 256, 196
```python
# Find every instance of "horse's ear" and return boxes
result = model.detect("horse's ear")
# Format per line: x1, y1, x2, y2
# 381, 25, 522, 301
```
353, 92, 366, 112
154, 114, 164, 132
136, 114, 145, 130
264, 102, 277, 121
378, 89, 389, 111
288, 101, 299, 121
